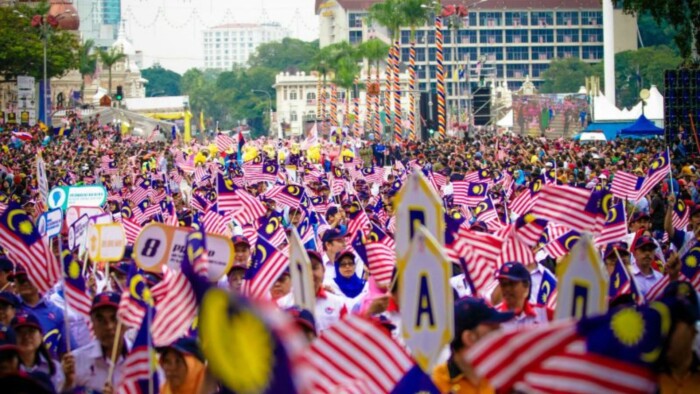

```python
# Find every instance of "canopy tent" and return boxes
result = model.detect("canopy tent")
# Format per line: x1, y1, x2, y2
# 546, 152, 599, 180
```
620, 114, 664, 138
576, 131, 607, 142
583, 121, 635, 140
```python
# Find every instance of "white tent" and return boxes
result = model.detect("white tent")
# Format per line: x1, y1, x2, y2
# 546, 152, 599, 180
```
579, 131, 607, 141
497, 110, 513, 128
591, 86, 664, 122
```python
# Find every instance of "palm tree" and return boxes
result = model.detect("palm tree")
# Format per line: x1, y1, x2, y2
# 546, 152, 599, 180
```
77, 39, 96, 103
311, 45, 336, 123
399, 0, 434, 139
98, 47, 126, 96
368, 0, 404, 141
358, 38, 390, 135
324, 42, 360, 126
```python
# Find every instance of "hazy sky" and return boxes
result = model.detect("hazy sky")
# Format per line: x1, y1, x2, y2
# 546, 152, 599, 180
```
121, 0, 319, 74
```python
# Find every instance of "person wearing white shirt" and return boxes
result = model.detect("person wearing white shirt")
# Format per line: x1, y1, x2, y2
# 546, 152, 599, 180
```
630, 236, 664, 297
61, 291, 129, 394
308, 250, 347, 334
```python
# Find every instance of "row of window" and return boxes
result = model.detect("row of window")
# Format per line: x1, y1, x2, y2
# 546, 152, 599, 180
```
349, 10, 602, 29
204, 43, 255, 49
397, 28, 603, 44
397, 45, 603, 62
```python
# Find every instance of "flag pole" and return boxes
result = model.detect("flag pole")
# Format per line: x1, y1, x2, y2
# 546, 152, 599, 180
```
667, 146, 674, 197
57, 235, 71, 353
106, 320, 123, 384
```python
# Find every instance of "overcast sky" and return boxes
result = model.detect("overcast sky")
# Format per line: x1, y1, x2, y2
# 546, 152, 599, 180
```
122, 0, 319, 74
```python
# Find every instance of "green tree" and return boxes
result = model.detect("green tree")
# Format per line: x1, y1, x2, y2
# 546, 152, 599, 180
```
540, 58, 602, 94
637, 12, 679, 53
98, 47, 126, 96
327, 42, 361, 124
0, 2, 79, 80
310, 45, 338, 120
142, 64, 182, 97
248, 38, 320, 72
77, 39, 97, 102
613, 0, 700, 62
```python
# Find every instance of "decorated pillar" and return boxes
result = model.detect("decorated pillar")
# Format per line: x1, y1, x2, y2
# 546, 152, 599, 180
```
408, 42, 417, 141
435, 16, 446, 138
393, 41, 402, 144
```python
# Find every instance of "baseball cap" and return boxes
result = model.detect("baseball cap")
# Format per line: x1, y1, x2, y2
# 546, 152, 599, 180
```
91, 291, 120, 312
231, 235, 251, 247
0, 325, 18, 353
634, 236, 657, 251
306, 250, 323, 265
321, 228, 347, 243
604, 242, 630, 259
496, 262, 531, 282
0, 292, 19, 308
286, 307, 316, 334
157, 337, 205, 362
630, 212, 651, 222
10, 311, 42, 332
454, 298, 514, 332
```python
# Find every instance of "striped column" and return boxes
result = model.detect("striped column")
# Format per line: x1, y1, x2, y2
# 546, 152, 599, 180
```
384, 45, 394, 124
353, 82, 360, 138
392, 40, 402, 144
408, 42, 417, 141
365, 68, 372, 138
435, 16, 446, 138
330, 84, 338, 127
316, 76, 322, 121
321, 83, 327, 135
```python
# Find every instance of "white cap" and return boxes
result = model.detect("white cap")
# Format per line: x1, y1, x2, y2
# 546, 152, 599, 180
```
545, 162, 553, 167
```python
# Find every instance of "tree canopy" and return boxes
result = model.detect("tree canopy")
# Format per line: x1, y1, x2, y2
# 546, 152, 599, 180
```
142, 64, 182, 97
0, 2, 79, 80
539, 58, 602, 95
247, 38, 320, 73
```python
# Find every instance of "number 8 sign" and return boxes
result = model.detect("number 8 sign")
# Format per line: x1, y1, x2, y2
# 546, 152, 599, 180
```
133, 224, 170, 271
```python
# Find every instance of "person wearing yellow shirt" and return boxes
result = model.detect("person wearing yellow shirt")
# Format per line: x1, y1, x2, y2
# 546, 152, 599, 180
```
432, 298, 513, 394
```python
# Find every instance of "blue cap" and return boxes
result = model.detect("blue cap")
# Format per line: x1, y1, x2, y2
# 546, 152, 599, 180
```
496, 262, 531, 282
157, 337, 204, 362
231, 235, 251, 246
0, 292, 18, 308
11, 311, 42, 332
286, 306, 316, 333
321, 228, 346, 243
454, 298, 514, 332
634, 236, 657, 250
604, 241, 629, 258
91, 291, 121, 312
0, 325, 18, 353
112, 260, 132, 275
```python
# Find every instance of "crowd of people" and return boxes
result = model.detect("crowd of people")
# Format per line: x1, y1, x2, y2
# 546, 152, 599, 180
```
0, 113, 698, 394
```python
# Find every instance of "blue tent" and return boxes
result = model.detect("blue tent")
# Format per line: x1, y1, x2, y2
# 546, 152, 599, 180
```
580, 121, 635, 140
620, 115, 664, 138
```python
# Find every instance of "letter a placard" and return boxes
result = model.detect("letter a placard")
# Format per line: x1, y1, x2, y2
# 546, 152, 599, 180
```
393, 172, 445, 262
397, 225, 453, 373
554, 233, 608, 320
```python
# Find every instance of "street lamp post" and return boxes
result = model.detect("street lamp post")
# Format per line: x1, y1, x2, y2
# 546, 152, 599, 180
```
251, 89, 275, 139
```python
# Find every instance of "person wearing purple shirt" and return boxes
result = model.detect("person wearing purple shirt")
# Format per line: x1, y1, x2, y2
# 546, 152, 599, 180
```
630, 237, 663, 297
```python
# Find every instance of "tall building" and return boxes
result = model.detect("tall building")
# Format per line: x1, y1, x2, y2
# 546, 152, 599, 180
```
76, 0, 121, 48
316, 0, 637, 110
202, 22, 290, 70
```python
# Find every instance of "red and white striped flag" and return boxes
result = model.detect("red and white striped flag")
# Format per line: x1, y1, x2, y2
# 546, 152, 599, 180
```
298, 315, 421, 394
242, 236, 289, 299
215, 133, 236, 152
531, 185, 600, 234
151, 266, 197, 346
117, 307, 159, 394
201, 210, 232, 237
610, 171, 644, 201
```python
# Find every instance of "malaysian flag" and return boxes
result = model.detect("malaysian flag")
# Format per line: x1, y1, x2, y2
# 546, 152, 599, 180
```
61, 250, 92, 319
151, 266, 197, 346
509, 176, 545, 215
610, 171, 645, 201
637, 150, 671, 199
466, 305, 664, 394
544, 230, 581, 259
595, 201, 628, 246
215, 133, 236, 152
535, 269, 558, 309
473, 197, 500, 227
128, 180, 153, 205
201, 210, 232, 237
216, 173, 240, 213
608, 256, 642, 303
265, 184, 306, 209
121, 203, 142, 245
680, 246, 700, 290
260, 160, 279, 183
242, 236, 289, 299
497, 224, 535, 267
0, 203, 60, 293
532, 185, 602, 233
672, 199, 690, 230
346, 200, 372, 237
231, 185, 266, 226
361, 166, 385, 184
369, 221, 395, 249
116, 306, 159, 394
298, 315, 438, 393
352, 232, 395, 287
257, 211, 287, 248
194, 165, 210, 185
100, 155, 118, 175
179, 227, 212, 305
118, 264, 158, 329
453, 181, 489, 207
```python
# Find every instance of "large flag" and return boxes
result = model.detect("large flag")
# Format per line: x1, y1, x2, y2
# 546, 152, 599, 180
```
532, 185, 601, 233
215, 133, 236, 152
118, 264, 161, 329
466, 301, 674, 394
298, 315, 439, 393
544, 230, 581, 259
151, 266, 197, 347
117, 306, 159, 394
0, 203, 60, 293
509, 176, 545, 215
637, 150, 671, 199
610, 171, 645, 201
242, 236, 289, 299
61, 250, 92, 319
452, 181, 489, 207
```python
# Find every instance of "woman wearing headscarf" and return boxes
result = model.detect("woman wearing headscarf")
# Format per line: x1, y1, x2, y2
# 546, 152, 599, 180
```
329, 250, 368, 312
11, 311, 64, 392
159, 338, 208, 394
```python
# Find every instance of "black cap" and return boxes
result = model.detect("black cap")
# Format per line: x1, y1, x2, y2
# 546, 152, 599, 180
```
496, 262, 531, 282
0, 292, 19, 308
157, 337, 205, 363
454, 298, 514, 332
0, 325, 18, 353
0, 257, 12, 272
90, 291, 121, 312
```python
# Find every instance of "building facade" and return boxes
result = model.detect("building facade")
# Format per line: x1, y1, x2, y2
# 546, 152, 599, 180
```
202, 22, 290, 70
76, 0, 121, 48
316, 0, 637, 114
